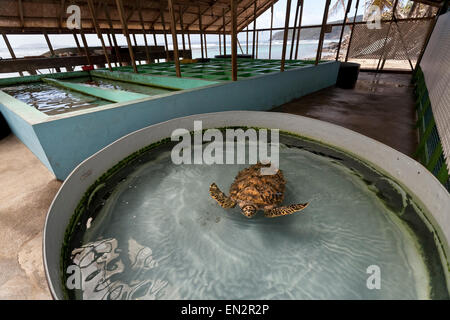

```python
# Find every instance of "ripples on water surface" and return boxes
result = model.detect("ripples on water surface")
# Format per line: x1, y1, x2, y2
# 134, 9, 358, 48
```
1, 77, 172, 115
1, 83, 108, 115
65, 133, 448, 300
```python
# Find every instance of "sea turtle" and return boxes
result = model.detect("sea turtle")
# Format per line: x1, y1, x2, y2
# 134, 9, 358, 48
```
209, 162, 309, 218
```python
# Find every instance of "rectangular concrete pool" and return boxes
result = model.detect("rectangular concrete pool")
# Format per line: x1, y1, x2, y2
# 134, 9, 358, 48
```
0, 58, 340, 179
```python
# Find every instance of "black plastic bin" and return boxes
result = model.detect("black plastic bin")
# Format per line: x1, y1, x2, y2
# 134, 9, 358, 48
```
0, 113, 11, 139
336, 62, 360, 89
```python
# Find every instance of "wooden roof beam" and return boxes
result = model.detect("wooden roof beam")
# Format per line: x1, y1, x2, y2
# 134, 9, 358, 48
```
115, 0, 138, 72
185, 4, 213, 29
58, 0, 66, 31
18, 0, 24, 30
204, 0, 243, 31
87, 0, 112, 70
236, 0, 276, 32
210, 0, 249, 32
167, 0, 181, 77
206, 0, 254, 32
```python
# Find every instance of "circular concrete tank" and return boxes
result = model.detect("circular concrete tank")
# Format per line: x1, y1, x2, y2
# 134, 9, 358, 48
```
43, 111, 450, 299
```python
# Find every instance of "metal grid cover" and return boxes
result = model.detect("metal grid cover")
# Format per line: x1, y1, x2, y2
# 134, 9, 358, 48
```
420, 11, 450, 173
347, 19, 432, 67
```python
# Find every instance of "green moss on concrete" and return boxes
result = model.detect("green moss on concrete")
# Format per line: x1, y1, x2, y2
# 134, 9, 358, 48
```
42, 78, 150, 103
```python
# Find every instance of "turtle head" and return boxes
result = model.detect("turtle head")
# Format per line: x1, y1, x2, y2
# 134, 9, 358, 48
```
240, 204, 257, 218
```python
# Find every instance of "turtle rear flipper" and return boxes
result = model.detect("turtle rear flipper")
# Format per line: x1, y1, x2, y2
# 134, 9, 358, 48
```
264, 203, 309, 218
210, 183, 236, 208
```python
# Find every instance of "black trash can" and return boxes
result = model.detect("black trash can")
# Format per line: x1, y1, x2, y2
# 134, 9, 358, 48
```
0, 113, 11, 139
336, 62, 360, 89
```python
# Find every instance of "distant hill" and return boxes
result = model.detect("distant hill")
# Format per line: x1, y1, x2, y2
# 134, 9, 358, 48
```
272, 15, 364, 41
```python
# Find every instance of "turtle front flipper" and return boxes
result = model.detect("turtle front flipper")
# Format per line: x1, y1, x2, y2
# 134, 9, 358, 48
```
210, 183, 236, 208
264, 203, 309, 218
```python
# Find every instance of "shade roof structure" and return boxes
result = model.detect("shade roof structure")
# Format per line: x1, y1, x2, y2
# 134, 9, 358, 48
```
0, 0, 278, 34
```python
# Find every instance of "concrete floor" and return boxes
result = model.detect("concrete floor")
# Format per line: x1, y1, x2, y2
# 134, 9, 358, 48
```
0, 134, 60, 299
0, 71, 417, 299
273, 72, 418, 157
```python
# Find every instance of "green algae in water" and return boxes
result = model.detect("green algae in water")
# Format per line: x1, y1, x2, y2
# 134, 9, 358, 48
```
62, 132, 449, 300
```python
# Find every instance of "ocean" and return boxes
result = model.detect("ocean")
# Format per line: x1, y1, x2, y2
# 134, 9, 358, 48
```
0, 39, 335, 78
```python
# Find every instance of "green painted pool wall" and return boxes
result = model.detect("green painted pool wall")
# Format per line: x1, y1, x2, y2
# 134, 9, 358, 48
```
413, 67, 450, 192
0, 61, 339, 180
91, 70, 220, 90
0, 71, 90, 86
41, 78, 150, 103
0, 91, 53, 173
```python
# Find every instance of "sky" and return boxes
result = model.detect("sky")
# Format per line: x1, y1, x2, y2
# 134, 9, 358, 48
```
0, 0, 411, 56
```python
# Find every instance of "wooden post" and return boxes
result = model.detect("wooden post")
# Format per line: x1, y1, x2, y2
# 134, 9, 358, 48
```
231, 0, 238, 81
223, 8, 227, 56
280, 0, 292, 71
294, 0, 304, 59
72, 32, 82, 55
104, 32, 116, 67
187, 31, 192, 54
219, 33, 222, 55
269, 4, 274, 59
43, 33, 54, 54
160, 6, 170, 61
43, 32, 61, 72
179, 6, 187, 58
134, 33, 142, 65
79, 30, 92, 66
246, 26, 249, 54
115, 0, 138, 72
18, 0, 24, 31
204, 33, 208, 58
237, 38, 244, 54
336, 0, 352, 61
2, 33, 24, 76
152, 29, 159, 62
132, 33, 141, 65
375, 0, 398, 71
152, 30, 157, 46
252, 1, 257, 58
106, 31, 113, 49
198, 6, 204, 59
290, 0, 301, 60
167, 0, 181, 77
138, 9, 152, 64
392, 12, 414, 71
87, 0, 112, 71
256, 31, 259, 59
345, 0, 360, 62
106, 32, 113, 49
315, 0, 331, 65
104, 3, 122, 66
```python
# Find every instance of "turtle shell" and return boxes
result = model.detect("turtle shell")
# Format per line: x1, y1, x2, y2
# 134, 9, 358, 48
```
229, 163, 286, 208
